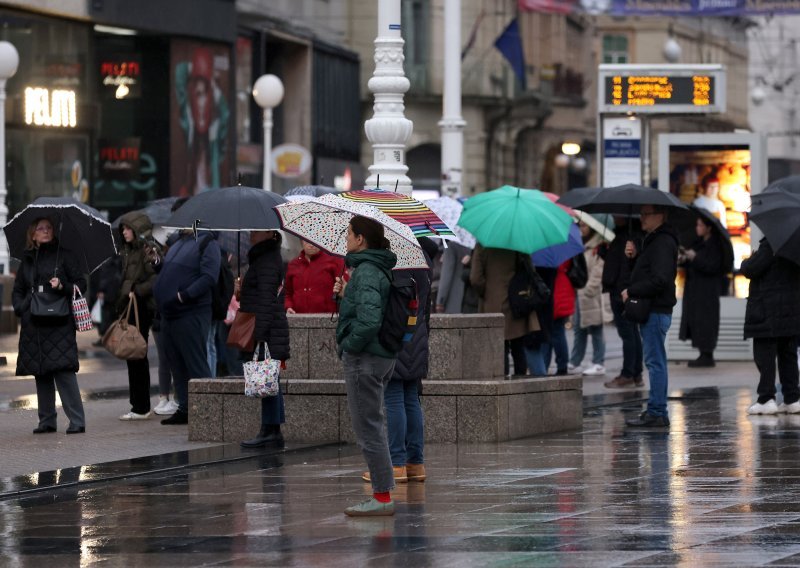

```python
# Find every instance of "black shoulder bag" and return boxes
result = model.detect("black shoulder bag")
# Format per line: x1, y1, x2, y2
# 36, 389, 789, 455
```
508, 254, 551, 319
30, 247, 70, 318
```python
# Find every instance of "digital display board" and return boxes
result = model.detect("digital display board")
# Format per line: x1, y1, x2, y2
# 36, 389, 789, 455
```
598, 64, 726, 114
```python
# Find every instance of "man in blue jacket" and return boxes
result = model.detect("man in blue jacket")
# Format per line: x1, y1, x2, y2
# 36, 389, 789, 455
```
153, 230, 221, 424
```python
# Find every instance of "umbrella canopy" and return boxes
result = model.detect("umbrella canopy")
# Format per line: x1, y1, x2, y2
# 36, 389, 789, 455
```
163, 186, 287, 231
577, 183, 690, 216
457, 186, 573, 254
424, 196, 476, 248
673, 205, 734, 270
111, 197, 179, 228
764, 175, 800, 195
274, 194, 426, 270
285, 185, 338, 198
542, 191, 575, 217
531, 222, 584, 268
557, 186, 600, 209
750, 191, 800, 265
4, 197, 117, 274
337, 189, 457, 241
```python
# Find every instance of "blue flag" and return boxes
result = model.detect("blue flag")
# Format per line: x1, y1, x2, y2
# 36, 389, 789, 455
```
494, 18, 526, 90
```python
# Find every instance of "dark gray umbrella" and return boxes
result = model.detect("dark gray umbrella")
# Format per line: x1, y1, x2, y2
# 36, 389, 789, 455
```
4, 197, 117, 274
285, 185, 338, 198
577, 183, 690, 216
111, 197, 179, 228
557, 186, 600, 209
673, 205, 734, 272
764, 175, 800, 195
750, 191, 800, 266
163, 186, 288, 231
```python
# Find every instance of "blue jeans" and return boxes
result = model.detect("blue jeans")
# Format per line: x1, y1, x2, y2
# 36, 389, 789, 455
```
570, 303, 605, 367
384, 379, 424, 466
544, 318, 570, 373
640, 312, 672, 417
525, 344, 548, 376
161, 311, 212, 414
611, 297, 643, 378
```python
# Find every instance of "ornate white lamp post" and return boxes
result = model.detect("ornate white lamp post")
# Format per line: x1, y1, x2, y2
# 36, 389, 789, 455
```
0, 41, 18, 275
252, 74, 284, 192
364, 0, 413, 195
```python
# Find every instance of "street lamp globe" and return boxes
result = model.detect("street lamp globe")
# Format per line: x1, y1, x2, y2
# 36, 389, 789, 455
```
0, 41, 19, 79
663, 37, 681, 63
252, 74, 284, 109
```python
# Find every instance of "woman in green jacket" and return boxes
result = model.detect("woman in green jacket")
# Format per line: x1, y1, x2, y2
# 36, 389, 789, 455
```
334, 215, 398, 516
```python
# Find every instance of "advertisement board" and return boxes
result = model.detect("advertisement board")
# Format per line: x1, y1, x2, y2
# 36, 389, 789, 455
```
602, 116, 642, 187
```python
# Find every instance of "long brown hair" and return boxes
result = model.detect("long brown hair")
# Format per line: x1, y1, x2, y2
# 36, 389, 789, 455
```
349, 216, 391, 250
25, 217, 54, 250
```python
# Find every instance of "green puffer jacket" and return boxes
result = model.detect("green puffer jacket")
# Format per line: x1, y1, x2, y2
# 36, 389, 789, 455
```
117, 210, 157, 315
336, 248, 397, 359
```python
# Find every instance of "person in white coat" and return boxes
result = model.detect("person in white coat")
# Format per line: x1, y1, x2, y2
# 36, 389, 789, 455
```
569, 222, 607, 376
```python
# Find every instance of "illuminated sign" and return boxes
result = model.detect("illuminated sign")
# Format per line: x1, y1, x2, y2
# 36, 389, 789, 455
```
100, 56, 141, 99
24, 87, 77, 128
598, 64, 726, 114
271, 144, 312, 179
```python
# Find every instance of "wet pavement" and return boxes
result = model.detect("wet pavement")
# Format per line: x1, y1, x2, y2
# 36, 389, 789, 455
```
4, 384, 800, 566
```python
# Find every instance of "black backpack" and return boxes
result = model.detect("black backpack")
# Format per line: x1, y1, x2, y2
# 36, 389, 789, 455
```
378, 274, 419, 354
508, 254, 551, 319
199, 235, 235, 321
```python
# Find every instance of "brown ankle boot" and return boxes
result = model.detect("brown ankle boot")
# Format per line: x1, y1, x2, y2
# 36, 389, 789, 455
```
604, 375, 635, 389
362, 465, 408, 483
406, 463, 426, 482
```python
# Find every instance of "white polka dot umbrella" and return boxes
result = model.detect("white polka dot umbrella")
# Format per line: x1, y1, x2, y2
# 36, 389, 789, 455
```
274, 194, 427, 270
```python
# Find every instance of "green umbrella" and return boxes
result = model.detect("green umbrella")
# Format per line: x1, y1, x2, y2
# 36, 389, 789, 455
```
457, 185, 573, 254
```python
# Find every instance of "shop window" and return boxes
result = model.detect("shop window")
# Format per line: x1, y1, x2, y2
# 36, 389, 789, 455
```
602, 35, 628, 64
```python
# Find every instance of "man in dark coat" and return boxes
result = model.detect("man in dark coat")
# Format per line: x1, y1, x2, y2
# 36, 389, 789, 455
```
742, 239, 800, 415
152, 229, 221, 424
622, 205, 679, 428
678, 216, 729, 367
601, 218, 644, 388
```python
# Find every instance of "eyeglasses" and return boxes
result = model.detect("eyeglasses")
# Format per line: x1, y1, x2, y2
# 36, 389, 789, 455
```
35, 226, 52, 233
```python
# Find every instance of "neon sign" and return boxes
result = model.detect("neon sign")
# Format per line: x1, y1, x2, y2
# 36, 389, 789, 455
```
24, 87, 77, 127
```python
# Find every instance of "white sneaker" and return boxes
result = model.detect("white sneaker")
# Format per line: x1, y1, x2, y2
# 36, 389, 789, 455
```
119, 411, 151, 421
152, 397, 168, 414
747, 399, 779, 415
567, 363, 582, 374
778, 401, 800, 414
582, 364, 606, 376
160, 400, 179, 415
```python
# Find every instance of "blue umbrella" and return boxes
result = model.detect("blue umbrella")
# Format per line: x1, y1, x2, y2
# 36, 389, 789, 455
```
531, 223, 584, 268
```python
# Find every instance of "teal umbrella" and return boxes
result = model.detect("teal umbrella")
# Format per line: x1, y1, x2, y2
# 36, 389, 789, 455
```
457, 186, 573, 254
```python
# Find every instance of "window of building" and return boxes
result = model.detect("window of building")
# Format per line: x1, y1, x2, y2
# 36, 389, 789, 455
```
402, 0, 428, 92
602, 35, 628, 64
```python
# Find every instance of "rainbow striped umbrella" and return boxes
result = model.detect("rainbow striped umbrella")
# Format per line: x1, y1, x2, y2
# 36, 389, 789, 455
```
337, 189, 457, 241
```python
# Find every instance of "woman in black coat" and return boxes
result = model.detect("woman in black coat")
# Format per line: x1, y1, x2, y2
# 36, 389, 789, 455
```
239, 230, 291, 448
742, 239, 800, 415
678, 216, 727, 367
12, 217, 87, 434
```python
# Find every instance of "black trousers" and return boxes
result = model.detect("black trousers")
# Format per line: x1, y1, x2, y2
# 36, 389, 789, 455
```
505, 337, 527, 376
125, 299, 153, 414
754, 336, 800, 404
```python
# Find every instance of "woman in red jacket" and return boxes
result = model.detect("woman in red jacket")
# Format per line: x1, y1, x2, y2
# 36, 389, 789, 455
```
285, 241, 346, 314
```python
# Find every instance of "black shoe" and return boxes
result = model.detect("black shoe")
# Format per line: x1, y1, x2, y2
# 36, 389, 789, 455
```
161, 410, 188, 425
687, 353, 715, 368
241, 426, 285, 449
66, 425, 85, 434
626, 411, 670, 428
33, 425, 57, 434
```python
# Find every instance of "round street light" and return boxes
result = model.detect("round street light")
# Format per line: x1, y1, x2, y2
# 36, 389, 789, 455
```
252, 74, 285, 192
0, 41, 19, 79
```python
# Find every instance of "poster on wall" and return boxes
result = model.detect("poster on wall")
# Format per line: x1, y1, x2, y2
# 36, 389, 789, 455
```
170, 40, 232, 197
602, 117, 641, 188
98, 138, 141, 181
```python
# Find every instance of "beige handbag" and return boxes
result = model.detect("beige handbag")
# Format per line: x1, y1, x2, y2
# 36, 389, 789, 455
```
102, 295, 148, 360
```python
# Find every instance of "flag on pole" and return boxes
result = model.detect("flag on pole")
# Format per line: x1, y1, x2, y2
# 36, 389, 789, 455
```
494, 18, 526, 90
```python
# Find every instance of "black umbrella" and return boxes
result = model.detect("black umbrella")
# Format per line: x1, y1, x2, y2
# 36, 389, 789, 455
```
4, 197, 117, 274
285, 185, 338, 198
111, 196, 179, 228
764, 175, 800, 195
577, 183, 690, 216
163, 185, 288, 231
556, 186, 600, 209
750, 191, 800, 265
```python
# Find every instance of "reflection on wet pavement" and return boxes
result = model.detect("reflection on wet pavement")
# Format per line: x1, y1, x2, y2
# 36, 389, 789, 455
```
3, 386, 800, 566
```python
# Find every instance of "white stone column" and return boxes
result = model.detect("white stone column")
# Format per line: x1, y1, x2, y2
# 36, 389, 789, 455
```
364, 0, 413, 195
439, 0, 466, 197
